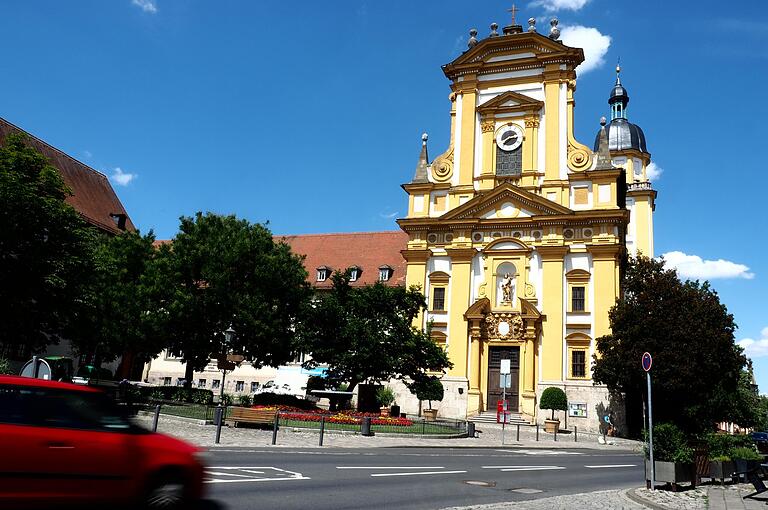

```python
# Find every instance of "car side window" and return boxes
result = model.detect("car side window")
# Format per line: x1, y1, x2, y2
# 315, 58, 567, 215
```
0, 384, 131, 431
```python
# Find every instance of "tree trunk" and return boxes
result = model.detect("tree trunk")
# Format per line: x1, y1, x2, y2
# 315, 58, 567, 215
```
184, 362, 194, 390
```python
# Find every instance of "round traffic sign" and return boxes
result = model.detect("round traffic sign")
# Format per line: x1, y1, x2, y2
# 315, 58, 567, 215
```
642, 352, 652, 372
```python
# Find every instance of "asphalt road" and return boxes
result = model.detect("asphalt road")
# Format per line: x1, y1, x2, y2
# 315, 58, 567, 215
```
201, 446, 644, 510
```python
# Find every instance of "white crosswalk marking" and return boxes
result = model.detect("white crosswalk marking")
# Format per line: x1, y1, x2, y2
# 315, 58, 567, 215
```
204, 466, 309, 484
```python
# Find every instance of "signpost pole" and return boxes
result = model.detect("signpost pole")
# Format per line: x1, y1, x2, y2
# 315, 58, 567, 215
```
647, 370, 655, 490
642, 352, 655, 491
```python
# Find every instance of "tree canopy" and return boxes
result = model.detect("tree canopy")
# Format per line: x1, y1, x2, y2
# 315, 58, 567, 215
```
592, 255, 745, 435
161, 212, 311, 385
67, 230, 168, 377
0, 133, 95, 353
298, 270, 452, 393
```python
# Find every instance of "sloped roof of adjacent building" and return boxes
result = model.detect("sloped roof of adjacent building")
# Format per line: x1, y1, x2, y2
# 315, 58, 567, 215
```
276, 231, 408, 288
0, 117, 135, 234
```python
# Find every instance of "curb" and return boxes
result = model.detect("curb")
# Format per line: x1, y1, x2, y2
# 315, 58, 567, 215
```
624, 488, 667, 510
137, 410, 208, 426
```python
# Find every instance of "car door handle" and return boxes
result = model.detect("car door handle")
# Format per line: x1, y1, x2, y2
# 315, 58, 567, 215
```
46, 442, 75, 449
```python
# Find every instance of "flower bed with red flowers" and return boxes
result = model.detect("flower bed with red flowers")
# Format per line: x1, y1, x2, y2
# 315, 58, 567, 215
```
259, 405, 414, 427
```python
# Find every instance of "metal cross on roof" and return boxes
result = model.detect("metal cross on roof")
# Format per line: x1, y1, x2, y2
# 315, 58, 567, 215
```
508, 4, 519, 26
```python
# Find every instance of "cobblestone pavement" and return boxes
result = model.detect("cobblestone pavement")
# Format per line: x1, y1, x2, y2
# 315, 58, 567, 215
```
440, 489, 645, 509
633, 487, 707, 509
706, 484, 768, 510
135, 414, 641, 451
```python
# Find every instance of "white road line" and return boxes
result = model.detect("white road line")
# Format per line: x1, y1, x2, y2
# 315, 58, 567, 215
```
370, 470, 467, 477
206, 471, 261, 478
206, 476, 310, 484
336, 466, 445, 470
584, 464, 637, 469
497, 449, 583, 455
500, 466, 566, 472
482, 465, 560, 469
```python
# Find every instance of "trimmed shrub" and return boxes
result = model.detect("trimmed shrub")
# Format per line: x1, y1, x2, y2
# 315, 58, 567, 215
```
706, 432, 752, 460
251, 392, 317, 410
237, 394, 253, 407
539, 387, 567, 420
731, 446, 761, 461
139, 385, 214, 404
649, 423, 694, 463
409, 377, 444, 409
376, 386, 396, 408
220, 393, 234, 406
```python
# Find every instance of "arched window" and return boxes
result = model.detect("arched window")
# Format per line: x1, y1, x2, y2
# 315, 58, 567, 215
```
496, 145, 522, 176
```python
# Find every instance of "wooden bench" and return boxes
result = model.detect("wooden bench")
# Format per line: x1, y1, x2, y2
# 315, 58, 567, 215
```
226, 407, 277, 428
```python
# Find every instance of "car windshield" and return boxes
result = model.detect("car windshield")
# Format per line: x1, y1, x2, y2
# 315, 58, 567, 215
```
0, 384, 140, 432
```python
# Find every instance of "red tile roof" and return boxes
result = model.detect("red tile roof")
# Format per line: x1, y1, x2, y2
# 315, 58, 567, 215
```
276, 231, 409, 288
0, 117, 135, 235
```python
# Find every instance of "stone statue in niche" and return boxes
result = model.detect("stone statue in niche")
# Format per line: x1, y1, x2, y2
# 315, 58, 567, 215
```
501, 273, 514, 303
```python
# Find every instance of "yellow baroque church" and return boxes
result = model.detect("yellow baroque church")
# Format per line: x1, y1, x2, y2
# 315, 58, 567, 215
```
395, 17, 656, 432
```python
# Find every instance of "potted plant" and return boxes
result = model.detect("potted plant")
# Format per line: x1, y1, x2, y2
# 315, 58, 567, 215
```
731, 446, 762, 478
539, 387, 567, 433
645, 423, 696, 489
376, 386, 396, 417
408, 376, 444, 421
706, 432, 738, 483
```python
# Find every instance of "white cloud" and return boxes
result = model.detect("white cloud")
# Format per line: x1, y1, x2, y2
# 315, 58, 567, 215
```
82, 150, 92, 160
111, 167, 137, 186
131, 0, 157, 14
646, 161, 663, 181
738, 327, 768, 358
559, 25, 611, 75
661, 251, 755, 280
530, 0, 591, 12
379, 211, 398, 219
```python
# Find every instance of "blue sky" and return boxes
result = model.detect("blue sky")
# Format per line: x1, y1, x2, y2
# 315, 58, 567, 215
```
2, 1, 767, 389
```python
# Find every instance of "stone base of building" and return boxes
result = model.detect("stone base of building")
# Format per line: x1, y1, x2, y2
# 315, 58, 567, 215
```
535, 381, 626, 435
387, 376, 469, 420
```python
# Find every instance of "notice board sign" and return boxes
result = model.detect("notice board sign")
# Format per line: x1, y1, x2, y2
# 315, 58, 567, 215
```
568, 402, 587, 418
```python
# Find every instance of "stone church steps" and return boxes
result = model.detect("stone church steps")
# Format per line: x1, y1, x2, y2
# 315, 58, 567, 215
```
469, 411, 530, 425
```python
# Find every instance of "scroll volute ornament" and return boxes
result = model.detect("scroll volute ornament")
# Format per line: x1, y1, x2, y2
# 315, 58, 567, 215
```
567, 140, 593, 171
431, 145, 454, 182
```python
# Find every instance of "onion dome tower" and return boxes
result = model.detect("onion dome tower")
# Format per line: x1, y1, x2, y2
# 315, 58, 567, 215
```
593, 65, 647, 153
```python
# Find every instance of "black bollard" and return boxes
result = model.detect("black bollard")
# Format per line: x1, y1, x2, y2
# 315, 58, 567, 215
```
516, 423, 520, 442
319, 416, 326, 446
536, 423, 539, 441
554, 426, 558, 441
574, 426, 578, 442
152, 404, 161, 432
271, 411, 279, 445
467, 421, 475, 438
214, 405, 223, 444
361, 416, 373, 436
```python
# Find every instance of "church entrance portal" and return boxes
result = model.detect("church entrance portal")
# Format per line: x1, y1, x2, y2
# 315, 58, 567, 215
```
486, 346, 519, 411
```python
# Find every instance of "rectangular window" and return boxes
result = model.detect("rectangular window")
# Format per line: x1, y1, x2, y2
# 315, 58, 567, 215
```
251, 382, 259, 393
572, 286, 585, 312
379, 268, 391, 281
317, 269, 328, 282
235, 381, 244, 392
349, 269, 359, 281
573, 187, 589, 205
571, 350, 586, 378
211, 380, 220, 390
433, 194, 446, 211
163, 377, 172, 386
432, 287, 446, 311
198, 379, 206, 388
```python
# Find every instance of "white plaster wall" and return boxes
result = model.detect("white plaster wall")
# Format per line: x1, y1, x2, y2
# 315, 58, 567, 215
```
487, 52, 536, 62
413, 195, 424, 213
477, 68, 544, 82
453, 93, 463, 186
559, 83, 568, 179
535, 382, 624, 435
529, 250, 542, 310
471, 252, 485, 303
569, 182, 593, 210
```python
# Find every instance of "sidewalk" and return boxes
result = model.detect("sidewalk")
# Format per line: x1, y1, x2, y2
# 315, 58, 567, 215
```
135, 414, 641, 451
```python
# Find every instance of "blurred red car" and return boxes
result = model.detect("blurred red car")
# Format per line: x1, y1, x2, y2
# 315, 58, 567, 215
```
0, 375, 207, 509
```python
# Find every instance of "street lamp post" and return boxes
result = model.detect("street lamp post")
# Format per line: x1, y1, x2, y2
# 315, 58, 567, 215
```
220, 325, 236, 401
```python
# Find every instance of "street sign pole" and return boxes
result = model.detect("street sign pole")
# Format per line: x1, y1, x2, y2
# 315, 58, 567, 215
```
642, 352, 654, 491
647, 370, 655, 490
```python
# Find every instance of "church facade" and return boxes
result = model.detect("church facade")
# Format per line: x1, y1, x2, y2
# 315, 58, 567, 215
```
395, 18, 656, 432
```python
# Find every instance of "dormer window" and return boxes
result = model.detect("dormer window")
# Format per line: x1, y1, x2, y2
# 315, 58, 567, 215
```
316, 266, 331, 282
378, 265, 393, 282
349, 266, 361, 282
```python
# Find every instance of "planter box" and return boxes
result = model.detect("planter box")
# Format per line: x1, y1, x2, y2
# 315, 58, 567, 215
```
708, 460, 735, 482
733, 459, 762, 480
544, 419, 559, 434
645, 460, 696, 489
423, 409, 437, 421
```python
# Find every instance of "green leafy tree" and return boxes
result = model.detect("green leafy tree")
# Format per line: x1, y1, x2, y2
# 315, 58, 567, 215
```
0, 357, 12, 375
298, 270, 452, 394
408, 375, 444, 412
67, 230, 168, 377
163, 212, 311, 386
0, 133, 95, 353
593, 256, 745, 436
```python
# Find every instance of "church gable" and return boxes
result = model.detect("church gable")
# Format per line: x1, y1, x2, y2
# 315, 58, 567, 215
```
477, 90, 543, 115
439, 183, 572, 221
